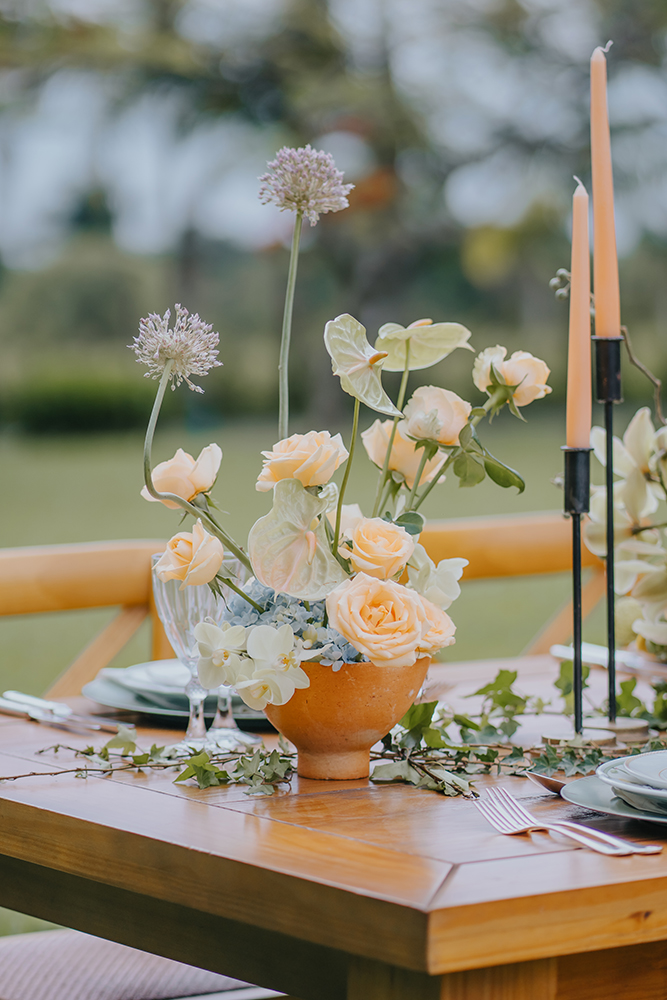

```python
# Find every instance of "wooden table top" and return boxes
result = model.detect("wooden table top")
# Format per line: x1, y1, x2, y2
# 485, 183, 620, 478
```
1, 654, 667, 982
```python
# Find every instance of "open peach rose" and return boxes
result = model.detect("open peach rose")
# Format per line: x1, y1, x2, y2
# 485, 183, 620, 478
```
361, 419, 446, 489
417, 596, 456, 655
256, 431, 348, 492
348, 517, 414, 580
142, 444, 222, 509
473, 346, 552, 407
153, 519, 224, 589
403, 386, 471, 446
325, 573, 433, 667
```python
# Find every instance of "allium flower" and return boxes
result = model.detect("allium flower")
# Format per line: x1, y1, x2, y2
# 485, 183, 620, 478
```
258, 145, 354, 226
130, 304, 222, 392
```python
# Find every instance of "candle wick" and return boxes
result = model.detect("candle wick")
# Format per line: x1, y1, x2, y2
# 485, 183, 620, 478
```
602, 39, 613, 53
573, 175, 585, 190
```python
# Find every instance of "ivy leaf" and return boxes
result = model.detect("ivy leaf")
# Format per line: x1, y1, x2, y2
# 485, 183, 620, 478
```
370, 760, 422, 785
175, 751, 230, 789
617, 678, 647, 718
453, 451, 486, 488
531, 744, 561, 776
103, 726, 137, 756
554, 661, 590, 714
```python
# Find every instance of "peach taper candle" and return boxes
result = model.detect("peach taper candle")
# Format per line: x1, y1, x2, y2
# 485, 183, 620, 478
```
590, 43, 621, 338
566, 179, 592, 449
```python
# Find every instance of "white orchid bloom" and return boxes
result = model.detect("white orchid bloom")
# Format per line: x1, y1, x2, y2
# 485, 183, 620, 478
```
235, 624, 311, 710
591, 408, 660, 521
194, 621, 250, 689
632, 616, 667, 648
248, 479, 347, 601
323, 314, 401, 417
406, 543, 468, 610
374, 318, 473, 372
583, 486, 636, 559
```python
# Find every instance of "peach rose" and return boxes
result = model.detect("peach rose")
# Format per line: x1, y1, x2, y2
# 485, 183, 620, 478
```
361, 419, 446, 489
256, 431, 349, 492
348, 517, 414, 580
142, 444, 222, 510
154, 519, 224, 589
473, 346, 552, 407
403, 386, 472, 446
325, 573, 432, 667
417, 596, 456, 655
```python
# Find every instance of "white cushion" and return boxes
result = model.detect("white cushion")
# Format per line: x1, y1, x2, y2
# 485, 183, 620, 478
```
0, 928, 251, 1000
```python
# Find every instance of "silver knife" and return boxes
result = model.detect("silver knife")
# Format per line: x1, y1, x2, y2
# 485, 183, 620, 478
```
1, 692, 125, 733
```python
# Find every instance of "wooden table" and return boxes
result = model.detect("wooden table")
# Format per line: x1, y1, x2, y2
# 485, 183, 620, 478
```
1, 655, 667, 999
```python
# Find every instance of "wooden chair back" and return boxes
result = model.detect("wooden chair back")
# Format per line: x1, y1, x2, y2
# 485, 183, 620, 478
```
420, 511, 605, 654
0, 511, 604, 698
0, 540, 172, 697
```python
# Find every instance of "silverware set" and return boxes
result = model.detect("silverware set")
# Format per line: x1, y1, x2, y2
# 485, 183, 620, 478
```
0, 690, 123, 734
475, 785, 662, 855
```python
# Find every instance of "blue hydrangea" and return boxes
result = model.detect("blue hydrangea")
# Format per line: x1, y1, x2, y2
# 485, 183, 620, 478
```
222, 579, 363, 671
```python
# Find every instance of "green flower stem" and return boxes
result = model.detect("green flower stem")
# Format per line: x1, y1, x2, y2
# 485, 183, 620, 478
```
405, 445, 436, 511
217, 575, 264, 614
143, 362, 253, 575
371, 341, 411, 517
278, 210, 303, 441
333, 396, 360, 559
376, 476, 395, 519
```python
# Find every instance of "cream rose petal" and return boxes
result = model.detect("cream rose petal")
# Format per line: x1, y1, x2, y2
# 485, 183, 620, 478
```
248, 479, 347, 601
323, 313, 401, 416
189, 443, 222, 494
375, 320, 473, 372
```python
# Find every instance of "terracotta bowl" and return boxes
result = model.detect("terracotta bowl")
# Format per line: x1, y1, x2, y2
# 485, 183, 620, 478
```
264, 656, 430, 780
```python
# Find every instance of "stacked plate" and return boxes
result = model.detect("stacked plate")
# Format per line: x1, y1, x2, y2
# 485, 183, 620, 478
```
596, 752, 667, 815
82, 660, 268, 729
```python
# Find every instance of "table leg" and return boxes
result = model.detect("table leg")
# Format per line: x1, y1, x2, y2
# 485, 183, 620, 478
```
348, 957, 557, 999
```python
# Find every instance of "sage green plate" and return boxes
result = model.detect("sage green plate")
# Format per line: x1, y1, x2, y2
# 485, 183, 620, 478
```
562, 774, 667, 826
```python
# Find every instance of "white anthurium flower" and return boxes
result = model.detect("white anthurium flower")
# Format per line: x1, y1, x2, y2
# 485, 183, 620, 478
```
194, 621, 250, 689
317, 481, 339, 512
374, 318, 473, 372
583, 486, 636, 558
633, 617, 667, 647
248, 479, 347, 600
323, 314, 401, 417
406, 543, 468, 610
591, 408, 660, 521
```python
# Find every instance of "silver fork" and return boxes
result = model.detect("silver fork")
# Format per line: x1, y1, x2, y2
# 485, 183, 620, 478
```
476, 787, 662, 855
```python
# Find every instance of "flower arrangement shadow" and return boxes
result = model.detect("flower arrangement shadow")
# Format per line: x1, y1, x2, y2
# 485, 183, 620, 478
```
131, 145, 551, 778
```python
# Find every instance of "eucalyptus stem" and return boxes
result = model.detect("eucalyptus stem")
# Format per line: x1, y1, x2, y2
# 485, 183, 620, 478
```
278, 210, 303, 441
372, 341, 411, 517
143, 361, 253, 575
333, 397, 360, 559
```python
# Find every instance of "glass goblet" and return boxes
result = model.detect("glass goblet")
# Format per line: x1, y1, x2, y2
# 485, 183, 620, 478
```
151, 555, 221, 747
207, 556, 260, 748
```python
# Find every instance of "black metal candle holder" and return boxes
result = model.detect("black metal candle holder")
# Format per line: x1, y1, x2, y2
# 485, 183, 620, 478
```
563, 447, 592, 735
592, 335, 623, 722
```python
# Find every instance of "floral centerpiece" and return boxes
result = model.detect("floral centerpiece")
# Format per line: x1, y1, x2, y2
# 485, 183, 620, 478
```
132, 145, 551, 778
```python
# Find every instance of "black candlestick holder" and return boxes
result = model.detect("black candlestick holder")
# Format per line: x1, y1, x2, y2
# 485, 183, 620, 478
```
592, 335, 623, 722
563, 447, 591, 735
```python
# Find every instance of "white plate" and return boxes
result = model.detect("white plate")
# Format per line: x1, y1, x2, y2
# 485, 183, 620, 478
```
101, 660, 191, 695
561, 775, 667, 827
596, 758, 667, 813
623, 750, 667, 790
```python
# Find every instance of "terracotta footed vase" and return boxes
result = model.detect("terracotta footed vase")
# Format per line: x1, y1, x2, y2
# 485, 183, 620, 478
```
264, 656, 430, 780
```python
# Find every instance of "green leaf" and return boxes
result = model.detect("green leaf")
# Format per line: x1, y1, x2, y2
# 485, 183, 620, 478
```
453, 451, 486, 488
469, 407, 486, 419
458, 423, 473, 448
554, 661, 590, 714
394, 511, 425, 535
399, 701, 437, 731
103, 725, 137, 756
617, 678, 647, 718
174, 751, 230, 789
370, 760, 422, 785
482, 455, 525, 494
